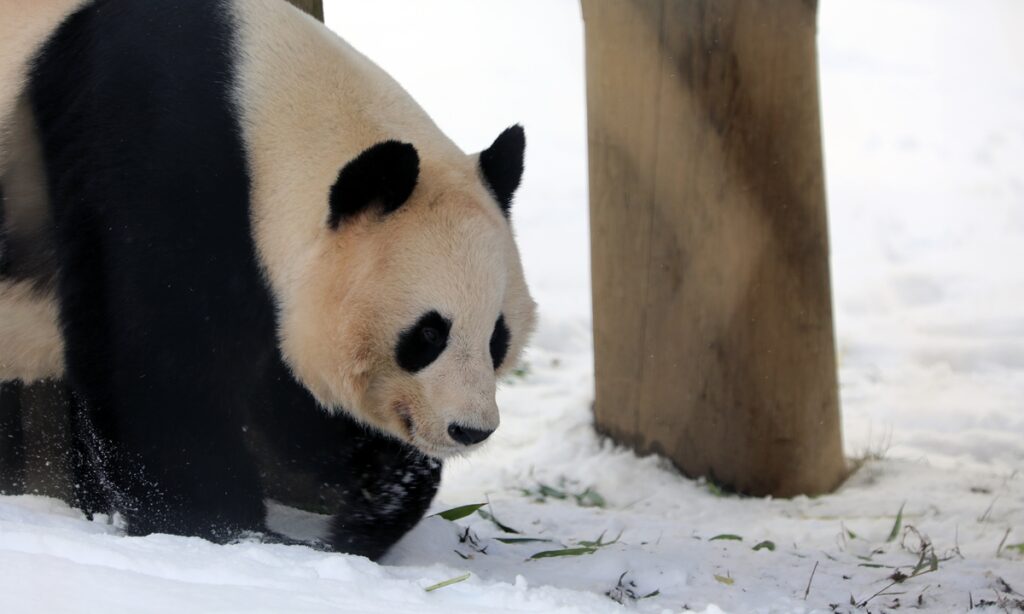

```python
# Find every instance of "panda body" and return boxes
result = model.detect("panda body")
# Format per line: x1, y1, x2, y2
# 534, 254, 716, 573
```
0, 0, 535, 558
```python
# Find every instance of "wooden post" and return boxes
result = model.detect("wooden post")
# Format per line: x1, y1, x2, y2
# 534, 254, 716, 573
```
583, 0, 845, 497
286, 0, 323, 22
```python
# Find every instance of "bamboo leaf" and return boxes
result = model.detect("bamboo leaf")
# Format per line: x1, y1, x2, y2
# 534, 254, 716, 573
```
886, 503, 905, 542
710, 534, 743, 542
578, 531, 607, 548
432, 503, 487, 522
424, 573, 470, 592
714, 574, 735, 586
537, 484, 568, 499
579, 531, 622, 548
477, 509, 521, 534
752, 540, 776, 552
529, 546, 598, 559
495, 537, 553, 544
573, 488, 607, 508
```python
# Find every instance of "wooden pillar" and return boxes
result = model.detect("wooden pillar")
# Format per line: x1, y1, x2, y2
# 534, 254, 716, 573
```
583, 0, 845, 497
286, 0, 323, 22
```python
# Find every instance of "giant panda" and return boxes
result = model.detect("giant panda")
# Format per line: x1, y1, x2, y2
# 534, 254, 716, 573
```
0, 0, 536, 558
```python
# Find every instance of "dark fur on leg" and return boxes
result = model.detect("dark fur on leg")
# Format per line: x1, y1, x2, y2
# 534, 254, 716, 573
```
248, 357, 441, 559
30, 0, 275, 540
0, 382, 26, 495
326, 440, 441, 560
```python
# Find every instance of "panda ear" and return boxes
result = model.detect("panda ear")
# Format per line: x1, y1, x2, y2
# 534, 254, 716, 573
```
479, 125, 525, 217
328, 140, 420, 229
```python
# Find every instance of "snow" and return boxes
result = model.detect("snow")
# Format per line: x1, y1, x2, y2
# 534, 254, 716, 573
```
2, 1, 1023, 612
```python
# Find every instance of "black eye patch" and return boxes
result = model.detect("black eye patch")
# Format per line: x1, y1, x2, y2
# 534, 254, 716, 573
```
489, 315, 510, 370
396, 311, 451, 373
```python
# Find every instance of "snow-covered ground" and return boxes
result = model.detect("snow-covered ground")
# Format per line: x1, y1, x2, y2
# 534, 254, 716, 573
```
2, 1, 1022, 612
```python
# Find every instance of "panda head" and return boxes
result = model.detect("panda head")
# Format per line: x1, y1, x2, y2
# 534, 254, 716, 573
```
280, 126, 536, 459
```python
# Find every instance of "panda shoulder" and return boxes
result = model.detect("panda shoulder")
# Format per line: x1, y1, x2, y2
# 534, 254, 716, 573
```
0, 0, 86, 161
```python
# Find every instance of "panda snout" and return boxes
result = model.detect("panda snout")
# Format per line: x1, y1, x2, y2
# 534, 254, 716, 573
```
447, 423, 494, 446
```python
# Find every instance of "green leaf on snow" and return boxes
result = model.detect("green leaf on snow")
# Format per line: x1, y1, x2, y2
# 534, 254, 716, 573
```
886, 503, 905, 542
432, 503, 486, 522
424, 573, 471, 592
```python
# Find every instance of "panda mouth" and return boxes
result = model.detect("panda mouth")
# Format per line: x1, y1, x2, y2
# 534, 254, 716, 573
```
411, 436, 465, 460
392, 401, 468, 459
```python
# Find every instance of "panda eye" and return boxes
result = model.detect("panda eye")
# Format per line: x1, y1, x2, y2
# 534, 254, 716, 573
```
489, 315, 510, 370
421, 326, 442, 346
396, 311, 451, 373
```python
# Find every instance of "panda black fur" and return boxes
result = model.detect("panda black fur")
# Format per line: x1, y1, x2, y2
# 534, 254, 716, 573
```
248, 356, 443, 557
0, 0, 536, 558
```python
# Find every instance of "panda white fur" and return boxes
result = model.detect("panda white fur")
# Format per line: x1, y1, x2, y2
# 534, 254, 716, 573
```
0, 0, 69, 381
0, 0, 536, 557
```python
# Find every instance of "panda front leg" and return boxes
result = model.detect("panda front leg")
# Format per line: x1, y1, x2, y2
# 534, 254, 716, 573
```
61, 328, 271, 541
54, 211, 274, 542
112, 411, 269, 542
326, 434, 442, 560
64, 341, 271, 541
249, 361, 442, 558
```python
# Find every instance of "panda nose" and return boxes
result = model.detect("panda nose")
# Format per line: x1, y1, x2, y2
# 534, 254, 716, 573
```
447, 423, 494, 446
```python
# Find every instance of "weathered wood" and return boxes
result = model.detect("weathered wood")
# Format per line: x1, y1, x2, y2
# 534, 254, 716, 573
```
583, 0, 845, 497
285, 0, 323, 22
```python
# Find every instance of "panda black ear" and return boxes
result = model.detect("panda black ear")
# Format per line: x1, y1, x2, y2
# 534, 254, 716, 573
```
328, 140, 420, 229
479, 125, 525, 217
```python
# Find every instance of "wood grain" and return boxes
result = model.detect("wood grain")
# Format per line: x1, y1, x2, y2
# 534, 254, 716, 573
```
285, 0, 324, 22
583, 0, 845, 496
